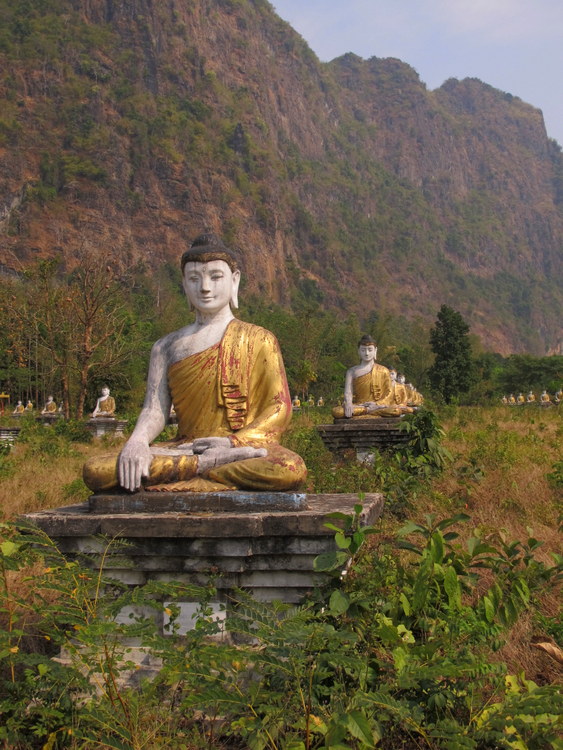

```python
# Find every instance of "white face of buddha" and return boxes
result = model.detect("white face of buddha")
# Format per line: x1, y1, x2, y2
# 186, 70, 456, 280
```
183, 260, 240, 315
358, 344, 377, 364
101, 387, 110, 397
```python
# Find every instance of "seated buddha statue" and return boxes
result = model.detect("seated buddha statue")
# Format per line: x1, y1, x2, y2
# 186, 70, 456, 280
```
540, 389, 551, 405
508, 394, 516, 405
526, 391, 535, 403
41, 395, 57, 414
517, 393, 525, 405
25, 400, 33, 411
83, 233, 307, 494
390, 371, 413, 413
13, 400, 24, 414
91, 387, 116, 418
555, 388, 562, 404
331, 335, 400, 420
501, 395, 508, 405
406, 381, 424, 407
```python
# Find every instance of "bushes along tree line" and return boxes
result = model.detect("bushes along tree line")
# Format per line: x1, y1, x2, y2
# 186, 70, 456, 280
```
0, 260, 561, 414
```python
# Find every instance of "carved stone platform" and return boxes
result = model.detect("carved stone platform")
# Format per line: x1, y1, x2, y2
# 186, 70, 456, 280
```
22, 492, 384, 630
317, 418, 409, 458
86, 417, 127, 438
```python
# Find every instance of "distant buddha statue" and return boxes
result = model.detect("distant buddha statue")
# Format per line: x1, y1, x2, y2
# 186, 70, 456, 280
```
13, 400, 24, 414
42, 395, 57, 414
517, 392, 525, 405
540, 389, 551, 405
307, 395, 315, 407
501, 395, 508, 405
405, 380, 423, 407
332, 335, 400, 419
292, 395, 301, 409
555, 387, 562, 404
526, 391, 535, 403
83, 233, 306, 494
91, 387, 116, 418
25, 400, 33, 411
390, 372, 413, 413
317, 396, 324, 407
508, 394, 516, 405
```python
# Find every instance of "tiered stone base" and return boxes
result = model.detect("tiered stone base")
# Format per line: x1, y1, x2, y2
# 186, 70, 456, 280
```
0, 426, 20, 444
23, 491, 383, 684
317, 418, 410, 457
23, 491, 383, 625
86, 418, 127, 437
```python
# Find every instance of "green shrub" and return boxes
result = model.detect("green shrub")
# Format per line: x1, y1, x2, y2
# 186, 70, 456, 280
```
0, 510, 560, 749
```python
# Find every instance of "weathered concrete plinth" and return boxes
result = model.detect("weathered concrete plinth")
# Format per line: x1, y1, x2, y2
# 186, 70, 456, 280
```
0, 426, 20, 444
86, 417, 127, 438
23, 492, 384, 633
317, 418, 410, 460
37, 413, 61, 425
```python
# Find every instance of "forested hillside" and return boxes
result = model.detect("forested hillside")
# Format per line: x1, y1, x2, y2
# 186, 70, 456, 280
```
0, 0, 561, 354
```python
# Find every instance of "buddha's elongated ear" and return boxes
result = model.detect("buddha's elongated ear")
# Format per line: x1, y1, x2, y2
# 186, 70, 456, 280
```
230, 269, 241, 309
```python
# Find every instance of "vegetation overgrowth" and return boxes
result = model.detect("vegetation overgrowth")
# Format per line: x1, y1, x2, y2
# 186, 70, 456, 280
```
0, 404, 561, 748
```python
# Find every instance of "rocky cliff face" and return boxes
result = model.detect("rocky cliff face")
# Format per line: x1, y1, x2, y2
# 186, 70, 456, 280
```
0, 0, 561, 354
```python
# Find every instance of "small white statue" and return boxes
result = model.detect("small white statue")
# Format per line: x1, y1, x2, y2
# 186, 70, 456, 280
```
92, 386, 116, 418
42, 395, 57, 414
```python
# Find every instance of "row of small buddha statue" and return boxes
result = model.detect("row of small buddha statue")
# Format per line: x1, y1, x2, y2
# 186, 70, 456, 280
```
12, 397, 60, 415
292, 395, 325, 408
502, 389, 562, 406
11, 388, 117, 418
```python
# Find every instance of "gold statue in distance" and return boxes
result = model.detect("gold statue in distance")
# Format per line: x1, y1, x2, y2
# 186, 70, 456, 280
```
331, 335, 403, 419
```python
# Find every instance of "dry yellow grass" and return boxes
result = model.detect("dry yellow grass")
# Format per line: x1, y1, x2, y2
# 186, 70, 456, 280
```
420, 405, 561, 548
409, 405, 562, 685
0, 436, 126, 519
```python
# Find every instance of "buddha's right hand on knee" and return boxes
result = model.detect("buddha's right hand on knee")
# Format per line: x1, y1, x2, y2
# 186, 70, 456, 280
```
118, 439, 153, 492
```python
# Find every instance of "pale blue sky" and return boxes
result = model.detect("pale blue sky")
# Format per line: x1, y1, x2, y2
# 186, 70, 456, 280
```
272, 0, 563, 147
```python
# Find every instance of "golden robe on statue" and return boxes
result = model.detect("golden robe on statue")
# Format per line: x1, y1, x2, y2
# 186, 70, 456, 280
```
83, 320, 306, 492
391, 382, 414, 413
94, 396, 115, 416
332, 364, 401, 419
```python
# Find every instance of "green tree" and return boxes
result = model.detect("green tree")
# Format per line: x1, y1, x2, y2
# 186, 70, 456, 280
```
2, 252, 145, 418
428, 305, 475, 403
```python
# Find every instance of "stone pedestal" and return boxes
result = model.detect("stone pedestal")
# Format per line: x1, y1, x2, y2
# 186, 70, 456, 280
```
0, 426, 20, 444
86, 417, 127, 438
317, 418, 410, 460
37, 413, 61, 425
22, 492, 384, 633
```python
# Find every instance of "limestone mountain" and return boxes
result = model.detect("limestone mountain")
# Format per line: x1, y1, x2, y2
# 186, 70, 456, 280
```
0, 0, 561, 354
